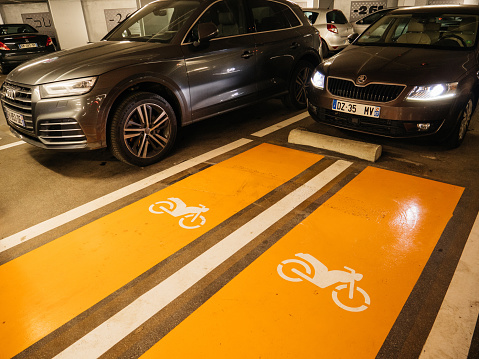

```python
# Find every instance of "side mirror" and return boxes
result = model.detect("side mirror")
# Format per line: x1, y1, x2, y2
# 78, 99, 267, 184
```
194, 22, 218, 46
348, 33, 359, 44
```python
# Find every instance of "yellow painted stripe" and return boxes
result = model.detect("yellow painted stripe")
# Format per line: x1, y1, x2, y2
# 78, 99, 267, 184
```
143, 167, 464, 358
0, 144, 322, 359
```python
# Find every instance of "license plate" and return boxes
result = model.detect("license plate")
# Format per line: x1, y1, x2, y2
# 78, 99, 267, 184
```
5, 108, 24, 127
332, 99, 380, 118
19, 43, 38, 49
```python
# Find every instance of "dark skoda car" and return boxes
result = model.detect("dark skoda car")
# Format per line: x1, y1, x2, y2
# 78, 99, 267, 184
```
308, 5, 479, 148
1, 0, 320, 166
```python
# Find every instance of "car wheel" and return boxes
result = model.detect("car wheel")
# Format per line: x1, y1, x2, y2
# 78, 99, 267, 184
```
446, 96, 475, 148
110, 92, 177, 166
282, 60, 314, 110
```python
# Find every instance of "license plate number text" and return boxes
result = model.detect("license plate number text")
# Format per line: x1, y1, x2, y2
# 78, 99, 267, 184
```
5, 109, 24, 127
332, 99, 380, 118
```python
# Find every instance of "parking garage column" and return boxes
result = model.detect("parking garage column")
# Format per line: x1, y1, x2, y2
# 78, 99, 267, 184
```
48, 0, 89, 50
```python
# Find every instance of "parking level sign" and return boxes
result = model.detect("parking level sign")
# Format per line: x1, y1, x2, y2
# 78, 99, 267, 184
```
350, 1, 387, 22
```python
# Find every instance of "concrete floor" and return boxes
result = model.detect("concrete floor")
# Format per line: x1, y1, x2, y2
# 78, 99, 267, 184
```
1, 74, 478, 358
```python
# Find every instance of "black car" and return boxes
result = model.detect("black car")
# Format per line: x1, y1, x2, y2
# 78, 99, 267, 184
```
308, 5, 479, 148
0, 24, 56, 74
0, 0, 321, 166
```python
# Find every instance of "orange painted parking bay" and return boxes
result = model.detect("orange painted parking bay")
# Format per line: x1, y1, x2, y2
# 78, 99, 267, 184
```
0, 144, 322, 359
142, 167, 463, 358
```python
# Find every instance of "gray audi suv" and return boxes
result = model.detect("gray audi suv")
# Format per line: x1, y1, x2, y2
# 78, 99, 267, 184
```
1, 0, 321, 166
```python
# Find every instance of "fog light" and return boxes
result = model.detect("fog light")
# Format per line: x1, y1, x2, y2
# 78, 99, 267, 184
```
417, 123, 431, 131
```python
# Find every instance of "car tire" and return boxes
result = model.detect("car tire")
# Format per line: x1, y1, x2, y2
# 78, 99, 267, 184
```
446, 96, 475, 149
110, 92, 177, 166
282, 60, 315, 110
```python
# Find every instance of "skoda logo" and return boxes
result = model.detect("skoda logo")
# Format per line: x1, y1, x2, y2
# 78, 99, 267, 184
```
5, 88, 16, 100
356, 75, 367, 85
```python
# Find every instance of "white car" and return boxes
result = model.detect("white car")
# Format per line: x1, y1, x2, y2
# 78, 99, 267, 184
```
303, 8, 354, 57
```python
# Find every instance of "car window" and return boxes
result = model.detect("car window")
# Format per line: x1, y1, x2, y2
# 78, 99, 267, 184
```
303, 11, 319, 25
248, 0, 297, 32
326, 10, 348, 25
187, 0, 247, 42
357, 10, 389, 25
0, 24, 37, 35
357, 13, 478, 49
105, 0, 200, 43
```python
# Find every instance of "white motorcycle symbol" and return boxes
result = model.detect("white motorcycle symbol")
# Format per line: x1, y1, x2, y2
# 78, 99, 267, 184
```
277, 253, 370, 312
149, 197, 209, 229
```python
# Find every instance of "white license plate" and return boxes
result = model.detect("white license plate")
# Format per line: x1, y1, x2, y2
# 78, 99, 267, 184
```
19, 43, 38, 49
332, 99, 381, 118
5, 108, 24, 127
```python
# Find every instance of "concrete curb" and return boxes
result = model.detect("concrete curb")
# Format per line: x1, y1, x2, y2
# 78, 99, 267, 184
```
288, 128, 382, 162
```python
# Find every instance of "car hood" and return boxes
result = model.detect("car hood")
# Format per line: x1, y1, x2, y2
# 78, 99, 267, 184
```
321, 45, 475, 85
7, 41, 179, 85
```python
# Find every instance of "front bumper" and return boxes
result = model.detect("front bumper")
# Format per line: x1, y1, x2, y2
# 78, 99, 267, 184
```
1, 80, 106, 150
307, 86, 459, 139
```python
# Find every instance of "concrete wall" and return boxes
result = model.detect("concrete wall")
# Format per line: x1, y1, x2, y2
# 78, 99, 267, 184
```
82, 0, 137, 42
0, 2, 49, 23
48, 0, 89, 49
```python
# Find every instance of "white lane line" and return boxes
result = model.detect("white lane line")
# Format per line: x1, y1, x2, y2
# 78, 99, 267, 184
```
420, 211, 479, 359
53, 160, 352, 359
0, 139, 252, 253
251, 112, 309, 137
0, 141, 25, 151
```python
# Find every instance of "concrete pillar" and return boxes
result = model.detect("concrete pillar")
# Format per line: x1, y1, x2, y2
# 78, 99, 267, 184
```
48, 0, 89, 49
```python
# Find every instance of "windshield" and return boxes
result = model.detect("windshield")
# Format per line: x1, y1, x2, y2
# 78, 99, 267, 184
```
105, 0, 200, 43
357, 13, 478, 49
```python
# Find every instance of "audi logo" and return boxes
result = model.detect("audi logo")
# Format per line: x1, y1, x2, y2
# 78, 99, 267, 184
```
5, 88, 16, 100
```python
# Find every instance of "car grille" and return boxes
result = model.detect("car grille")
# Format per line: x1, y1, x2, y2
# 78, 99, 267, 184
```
1, 81, 34, 133
327, 77, 405, 103
1, 81, 87, 146
38, 119, 87, 145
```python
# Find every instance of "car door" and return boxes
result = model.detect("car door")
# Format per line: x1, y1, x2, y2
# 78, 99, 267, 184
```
246, 0, 303, 99
181, 0, 257, 121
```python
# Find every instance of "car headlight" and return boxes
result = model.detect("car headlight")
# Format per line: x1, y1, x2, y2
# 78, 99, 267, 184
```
40, 77, 97, 98
406, 82, 458, 101
311, 70, 325, 90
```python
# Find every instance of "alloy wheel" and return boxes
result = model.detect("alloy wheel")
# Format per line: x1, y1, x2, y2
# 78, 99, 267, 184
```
294, 67, 312, 106
458, 99, 473, 141
123, 102, 171, 159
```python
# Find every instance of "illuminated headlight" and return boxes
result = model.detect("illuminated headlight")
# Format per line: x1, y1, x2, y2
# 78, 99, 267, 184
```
406, 82, 458, 101
40, 77, 97, 98
311, 70, 325, 90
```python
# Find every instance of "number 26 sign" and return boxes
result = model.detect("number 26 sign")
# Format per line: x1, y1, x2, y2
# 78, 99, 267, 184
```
350, 1, 387, 22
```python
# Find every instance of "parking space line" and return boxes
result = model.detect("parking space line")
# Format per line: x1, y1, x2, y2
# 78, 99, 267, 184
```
141, 167, 464, 358
0, 144, 323, 359
250, 112, 309, 137
0, 141, 24, 151
420, 210, 479, 359
0, 139, 251, 253
53, 160, 352, 359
